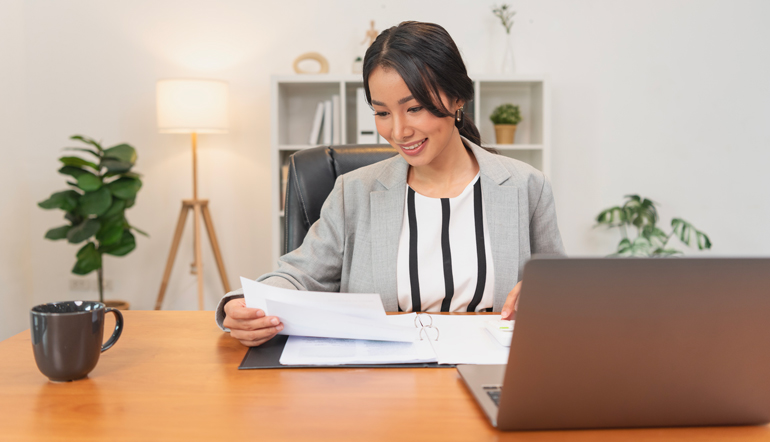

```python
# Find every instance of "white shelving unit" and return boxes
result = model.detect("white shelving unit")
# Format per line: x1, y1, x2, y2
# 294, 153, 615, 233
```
270, 74, 551, 267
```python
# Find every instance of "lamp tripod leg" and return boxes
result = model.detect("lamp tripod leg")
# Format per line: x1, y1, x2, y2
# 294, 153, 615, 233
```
155, 203, 192, 310
201, 202, 231, 293
192, 201, 205, 310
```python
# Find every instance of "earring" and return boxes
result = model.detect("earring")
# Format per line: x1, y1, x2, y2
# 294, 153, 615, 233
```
454, 108, 465, 129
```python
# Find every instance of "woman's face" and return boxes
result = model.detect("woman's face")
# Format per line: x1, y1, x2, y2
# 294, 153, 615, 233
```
368, 66, 463, 169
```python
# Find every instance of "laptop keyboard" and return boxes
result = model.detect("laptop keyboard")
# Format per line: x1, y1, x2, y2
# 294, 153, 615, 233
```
483, 385, 502, 406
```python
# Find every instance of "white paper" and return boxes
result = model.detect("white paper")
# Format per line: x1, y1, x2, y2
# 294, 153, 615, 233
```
241, 277, 416, 342
267, 299, 417, 342
241, 277, 386, 319
279, 336, 436, 365
427, 315, 510, 365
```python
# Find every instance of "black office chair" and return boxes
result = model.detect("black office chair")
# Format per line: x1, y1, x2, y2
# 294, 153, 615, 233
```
283, 145, 398, 254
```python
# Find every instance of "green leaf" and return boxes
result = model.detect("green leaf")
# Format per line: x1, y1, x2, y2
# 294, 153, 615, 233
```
105, 171, 142, 179
103, 143, 137, 164
107, 177, 142, 199
66, 218, 101, 244
125, 198, 136, 208
595, 206, 626, 227
96, 216, 126, 246
65, 211, 82, 224
102, 199, 126, 218
100, 230, 136, 256
38, 190, 80, 211
72, 242, 101, 275
652, 248, 682, 256
44, 225, 71, 240
76, 173, 102, 192
612, 238, 633, 256
622, 195, 658, 230
101, 159, 133, 174
64, 147, 100, 157
78, 187, 112, 216
71, 135, 103, 152
696, 231, 712, 250
59, 156, 99, 170
641, 225, 668, 248
628, 237, 653, 256
672, 218, 695, 247
58, 165, 88, 179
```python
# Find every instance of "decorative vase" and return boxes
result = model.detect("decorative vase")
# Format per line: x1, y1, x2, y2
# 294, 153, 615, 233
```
501, 35, 515, 74
494, 124, 517, 144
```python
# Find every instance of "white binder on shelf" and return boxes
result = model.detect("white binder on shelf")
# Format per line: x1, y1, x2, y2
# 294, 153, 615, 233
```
332, 94, 341, 145
322, 100, 332, 145
307, 102, 324, 145
356, 88, 378, 144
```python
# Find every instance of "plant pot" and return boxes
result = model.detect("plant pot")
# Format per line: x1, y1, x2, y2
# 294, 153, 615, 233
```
494, 124, 517, 144
103, 300, 130, 310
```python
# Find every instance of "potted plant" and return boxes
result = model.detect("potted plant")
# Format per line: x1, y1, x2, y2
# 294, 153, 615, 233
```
595, 195, 712, 256
490, 103, 521, 144
38, 135, 147, 309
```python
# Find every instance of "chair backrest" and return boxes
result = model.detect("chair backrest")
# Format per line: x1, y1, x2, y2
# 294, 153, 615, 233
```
283, 145, 397, 254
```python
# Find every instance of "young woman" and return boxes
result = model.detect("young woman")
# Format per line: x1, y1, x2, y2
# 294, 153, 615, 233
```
217, 21, 564, 347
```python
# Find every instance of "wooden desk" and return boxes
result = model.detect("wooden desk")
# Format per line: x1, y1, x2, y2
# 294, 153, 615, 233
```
1, 311, 769, 441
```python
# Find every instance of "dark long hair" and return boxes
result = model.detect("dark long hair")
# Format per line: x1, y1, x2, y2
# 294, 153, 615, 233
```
363, 21, 488, 150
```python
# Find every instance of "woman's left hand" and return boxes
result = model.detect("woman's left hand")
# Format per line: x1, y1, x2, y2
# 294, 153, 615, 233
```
501, 281, 522, 320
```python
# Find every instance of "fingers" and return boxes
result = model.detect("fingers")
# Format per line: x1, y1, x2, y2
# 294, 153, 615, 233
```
501, 297, 516, 320
501, 281, 523, 320
224, 312, 281, 331
223, 298, 285, 348
227, 305, 264, 321
230, 322, 284, 345
224, 298, 262, 320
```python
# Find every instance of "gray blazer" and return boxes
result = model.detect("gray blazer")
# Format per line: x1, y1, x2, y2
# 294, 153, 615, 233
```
215, 139, 564, 329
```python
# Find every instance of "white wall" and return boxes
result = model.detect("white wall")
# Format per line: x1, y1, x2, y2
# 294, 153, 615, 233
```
2, 0, 768, 340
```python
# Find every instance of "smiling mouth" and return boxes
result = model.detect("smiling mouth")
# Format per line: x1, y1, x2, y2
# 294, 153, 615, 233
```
400, 138, 427, 151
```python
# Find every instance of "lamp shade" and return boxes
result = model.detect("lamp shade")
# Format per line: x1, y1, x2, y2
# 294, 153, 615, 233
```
157, 79, 229, 134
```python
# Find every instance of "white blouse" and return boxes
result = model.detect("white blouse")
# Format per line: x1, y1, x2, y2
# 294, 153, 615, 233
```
396, 174, 496, 312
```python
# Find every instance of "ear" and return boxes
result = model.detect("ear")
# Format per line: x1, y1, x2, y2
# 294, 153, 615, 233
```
454, 98, 466, 111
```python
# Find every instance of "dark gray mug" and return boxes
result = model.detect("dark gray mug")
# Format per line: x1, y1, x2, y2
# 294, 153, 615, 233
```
30, 301, 123, 382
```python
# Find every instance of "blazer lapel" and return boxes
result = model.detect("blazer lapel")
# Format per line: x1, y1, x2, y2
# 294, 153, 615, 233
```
468, 141, 520, 311
370, 157, 408, 311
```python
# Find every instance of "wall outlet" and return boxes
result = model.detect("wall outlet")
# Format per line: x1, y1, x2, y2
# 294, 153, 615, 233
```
69, 278, 113, 293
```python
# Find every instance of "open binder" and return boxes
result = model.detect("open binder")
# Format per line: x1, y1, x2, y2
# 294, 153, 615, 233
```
239, 314, 508, 369
238, 335, 451, 369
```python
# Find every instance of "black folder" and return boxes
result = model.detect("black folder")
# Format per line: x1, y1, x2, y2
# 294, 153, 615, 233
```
238, 335, 455, 369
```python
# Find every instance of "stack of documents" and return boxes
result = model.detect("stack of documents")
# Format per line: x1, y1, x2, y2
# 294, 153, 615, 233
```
241, 278, 510, 366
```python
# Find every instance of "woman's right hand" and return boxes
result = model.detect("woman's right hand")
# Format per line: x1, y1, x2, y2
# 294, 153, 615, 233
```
223, 298, 284, 347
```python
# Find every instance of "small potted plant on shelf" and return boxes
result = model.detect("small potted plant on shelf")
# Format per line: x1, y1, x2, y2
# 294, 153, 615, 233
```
490, 103, 522, 144
594, 195, 712, 256
37, 135, 147, 309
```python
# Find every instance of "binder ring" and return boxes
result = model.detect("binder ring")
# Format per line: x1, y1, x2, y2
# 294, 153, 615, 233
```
414, 313, 433, 328
415, 314, 439, 341
419, 326, 440, 341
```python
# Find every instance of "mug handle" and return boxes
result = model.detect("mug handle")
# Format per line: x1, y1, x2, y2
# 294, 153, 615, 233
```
101, 307, 124, 352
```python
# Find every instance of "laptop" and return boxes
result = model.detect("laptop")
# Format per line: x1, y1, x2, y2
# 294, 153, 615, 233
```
458, 257, 770, 431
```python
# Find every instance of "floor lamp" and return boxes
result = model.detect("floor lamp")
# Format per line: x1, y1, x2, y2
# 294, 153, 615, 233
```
155, 78, 232, 310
